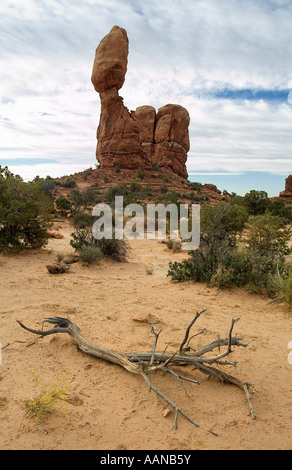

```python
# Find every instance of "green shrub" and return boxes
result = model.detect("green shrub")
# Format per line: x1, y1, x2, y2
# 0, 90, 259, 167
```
78, 245, 102, 264
70, 211, 130, 263
72, 212, 94, 229
105, 183, 128, 204
62, 177, 76, 188
129, 179, 142, 193
160, 183, 168, 194
243, 190, 270, 215
266, 266, 292, 304
137, 168, 144, 180
0, 166, 54, 251
247, 213, 291, 257
96, 236, 130, 262
188, 182, 202, 192
55, 196, 71, 215
166, 239, 182, 253
69, 187, 98, 213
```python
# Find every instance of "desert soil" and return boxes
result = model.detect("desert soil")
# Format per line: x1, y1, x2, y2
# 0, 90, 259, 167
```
0, 221, 292, 450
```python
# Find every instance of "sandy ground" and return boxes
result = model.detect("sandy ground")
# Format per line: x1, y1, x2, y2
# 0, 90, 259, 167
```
1, 221, 292, 450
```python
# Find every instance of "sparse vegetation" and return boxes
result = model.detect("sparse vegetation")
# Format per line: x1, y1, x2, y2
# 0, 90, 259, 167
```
168, 198, 292, 304
78, 244, 103, 264
166, 239, 182, 253
70, 210, 130, 263
62, 177, 76, 188
25, 369, 67, 420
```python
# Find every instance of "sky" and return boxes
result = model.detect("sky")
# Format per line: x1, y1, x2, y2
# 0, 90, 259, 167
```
0, 0, 291, 196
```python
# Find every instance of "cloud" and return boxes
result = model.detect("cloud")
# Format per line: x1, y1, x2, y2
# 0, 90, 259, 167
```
0, 0, 291, 191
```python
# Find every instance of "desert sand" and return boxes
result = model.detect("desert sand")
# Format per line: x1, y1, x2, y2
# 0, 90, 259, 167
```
0, 221, 292, 450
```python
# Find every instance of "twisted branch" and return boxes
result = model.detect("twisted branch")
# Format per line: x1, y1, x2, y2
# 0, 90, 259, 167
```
17, 310, 257, 434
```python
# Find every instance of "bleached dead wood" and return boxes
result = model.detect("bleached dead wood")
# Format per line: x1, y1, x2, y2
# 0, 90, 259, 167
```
17, 310, 256, 435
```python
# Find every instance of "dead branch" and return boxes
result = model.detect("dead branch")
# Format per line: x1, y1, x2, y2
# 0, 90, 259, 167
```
17, 310, 257, 434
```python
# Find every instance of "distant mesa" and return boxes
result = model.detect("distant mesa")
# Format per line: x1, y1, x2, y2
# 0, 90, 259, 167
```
91, 26, 189, 179
279, 175, 292, 200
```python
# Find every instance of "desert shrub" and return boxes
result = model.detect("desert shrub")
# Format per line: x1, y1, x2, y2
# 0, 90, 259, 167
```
267, 199, 292, 224
0, 166, 54, 251
243, 190, 270, 215
185, 192, 205, 202
284, 274, 292, 304
69, 187, 98, 213
246, 213, 292, 257
168, 202, 248, 283
55, 196, 72, 215
210, 250, 285, 292
96, 236, 130, 262
266, 265, 292, 304
33, 175, 56, 196
160, 183, 169, 194
72, 212, 93, 229
188, 182, 203, 192
129, 179, 142, 193
167, 199, 292, 302
78, 245, 102, 264
145, 185, 154, 196
26, 369, 67, 420
137, 168, 144, 180
70, 211, 130, 262
62, 177, 76, 188
105, 183, 128, 204
166, 239, 182, 253
82, 168, 92, 180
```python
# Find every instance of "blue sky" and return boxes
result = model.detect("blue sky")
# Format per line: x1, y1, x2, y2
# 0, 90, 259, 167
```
0, 0, 291, 196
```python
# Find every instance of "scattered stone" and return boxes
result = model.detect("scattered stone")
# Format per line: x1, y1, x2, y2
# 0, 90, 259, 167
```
163, 408, 172, 418
47, 230, 64, 239
132, 313, 160, 324
63, 256, 80, 264
46, 264, 70, 274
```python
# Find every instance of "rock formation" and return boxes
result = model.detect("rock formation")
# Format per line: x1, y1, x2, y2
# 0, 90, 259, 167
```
91, 26, 189, 179
279, 175, 292, 200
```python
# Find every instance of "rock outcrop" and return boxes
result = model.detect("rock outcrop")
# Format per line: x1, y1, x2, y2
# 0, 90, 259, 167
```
91, 26, 189, 179
91, 26, 149, 170
279, 175, 292, 200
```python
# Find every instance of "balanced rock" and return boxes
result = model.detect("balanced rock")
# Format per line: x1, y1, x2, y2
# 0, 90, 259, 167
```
91, 26, 151, 170
91, 26, 190, 178
91, 25, 128, 94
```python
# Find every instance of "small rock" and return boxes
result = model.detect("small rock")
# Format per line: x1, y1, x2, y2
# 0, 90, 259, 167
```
132, 313, 160, 324
47, 230, 64, 239
163, 408, 171, 418
46, 264, 70, 274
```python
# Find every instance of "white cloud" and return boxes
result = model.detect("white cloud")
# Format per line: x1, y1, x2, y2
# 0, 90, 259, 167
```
0, 0, 291, 189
